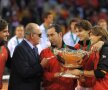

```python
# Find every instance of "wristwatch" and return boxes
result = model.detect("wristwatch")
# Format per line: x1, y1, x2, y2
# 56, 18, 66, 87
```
80, 70, 84, 76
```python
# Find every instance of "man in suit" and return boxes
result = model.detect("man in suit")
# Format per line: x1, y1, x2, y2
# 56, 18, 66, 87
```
8, 23, 48, 90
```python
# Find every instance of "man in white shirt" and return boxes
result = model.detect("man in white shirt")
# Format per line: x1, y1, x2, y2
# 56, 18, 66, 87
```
7, 25, 24, 57
63, 18, 80, 47
37, 11, 54, 54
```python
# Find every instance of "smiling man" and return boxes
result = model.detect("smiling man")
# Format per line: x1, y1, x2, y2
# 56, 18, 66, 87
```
0, 18, 10, 89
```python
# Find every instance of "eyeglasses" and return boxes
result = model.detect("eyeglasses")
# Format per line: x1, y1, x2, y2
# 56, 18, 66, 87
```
33, 33, 41, 38
37, 34, 41, 37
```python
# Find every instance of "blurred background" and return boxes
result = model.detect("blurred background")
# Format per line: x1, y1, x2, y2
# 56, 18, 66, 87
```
0, 0, 108, 38
0, 0, 108, 89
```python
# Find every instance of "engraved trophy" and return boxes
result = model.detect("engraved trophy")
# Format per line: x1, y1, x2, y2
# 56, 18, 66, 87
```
53, 48, 87, 78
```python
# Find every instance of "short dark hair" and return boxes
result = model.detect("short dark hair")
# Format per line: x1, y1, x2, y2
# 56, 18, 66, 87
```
68, 18, 80, 29
91, 25, 108, 41
69, 18, 80, 25
42, 11, 52, 19
76, 20, 92, 31
0, 18, 8, 31
48, 24, 62, 33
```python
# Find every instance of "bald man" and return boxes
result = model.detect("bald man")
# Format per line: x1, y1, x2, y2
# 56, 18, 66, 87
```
8, 23, 48, 90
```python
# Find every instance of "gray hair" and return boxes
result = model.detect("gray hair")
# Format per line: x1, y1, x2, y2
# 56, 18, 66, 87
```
24, 23, 36, 38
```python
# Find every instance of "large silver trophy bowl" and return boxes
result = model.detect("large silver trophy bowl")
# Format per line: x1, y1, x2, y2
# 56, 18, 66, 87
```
53, 48, 87, 78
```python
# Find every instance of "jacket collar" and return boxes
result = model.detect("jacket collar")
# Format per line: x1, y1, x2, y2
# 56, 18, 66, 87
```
0, 40, 5, 46
51, 40, 65, 49
78, 40, 90, 46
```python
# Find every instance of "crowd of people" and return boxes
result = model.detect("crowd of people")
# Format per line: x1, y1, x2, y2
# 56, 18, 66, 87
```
0, 0, 108, 37
0, 14, 108, 90
0, 0, 108, 90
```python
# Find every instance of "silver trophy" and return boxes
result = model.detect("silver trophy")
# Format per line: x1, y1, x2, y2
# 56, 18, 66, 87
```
53, 48, 87, 78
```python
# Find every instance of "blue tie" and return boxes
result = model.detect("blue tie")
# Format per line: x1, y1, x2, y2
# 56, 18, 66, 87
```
32, 47, 39, 57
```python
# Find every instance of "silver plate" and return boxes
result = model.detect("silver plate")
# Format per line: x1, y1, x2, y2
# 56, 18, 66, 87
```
63, 64, 81, 69
61, 73, 79, 78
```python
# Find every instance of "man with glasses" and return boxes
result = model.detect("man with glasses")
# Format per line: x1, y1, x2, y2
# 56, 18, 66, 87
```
8, 23, 49, 90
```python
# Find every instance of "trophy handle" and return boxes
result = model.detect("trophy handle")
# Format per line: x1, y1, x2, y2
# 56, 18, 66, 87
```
56, 54, 65, 64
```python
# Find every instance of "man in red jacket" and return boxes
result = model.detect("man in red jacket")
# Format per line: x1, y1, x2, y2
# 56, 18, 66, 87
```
0, 18, 9, 89
40, 24, 77, 90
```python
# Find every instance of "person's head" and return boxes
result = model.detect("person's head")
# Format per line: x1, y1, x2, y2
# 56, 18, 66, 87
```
43, 11, 54, 25
75, 20, 92, 41
90, 25, 108, 45
24, 23, 41, 46
47, 24, 62, 47
15, 25, 24, 38
0, 18, 9, 42
97, 19, 107, 31
69, 18, 80, 33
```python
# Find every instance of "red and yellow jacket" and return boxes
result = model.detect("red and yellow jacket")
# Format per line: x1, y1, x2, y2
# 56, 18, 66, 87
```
74, 41, 100, 87
0, 46, 8, 89
40, 48, 77, 90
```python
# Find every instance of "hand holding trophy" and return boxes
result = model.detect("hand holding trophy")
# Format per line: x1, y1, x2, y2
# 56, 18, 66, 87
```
53, 48, 87, 78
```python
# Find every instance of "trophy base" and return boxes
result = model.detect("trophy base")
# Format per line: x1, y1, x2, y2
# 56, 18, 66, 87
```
61, 73, 79, 78
63, 64, 81, 69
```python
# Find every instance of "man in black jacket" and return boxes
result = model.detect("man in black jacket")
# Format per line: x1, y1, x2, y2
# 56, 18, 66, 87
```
8, 23, 48, 90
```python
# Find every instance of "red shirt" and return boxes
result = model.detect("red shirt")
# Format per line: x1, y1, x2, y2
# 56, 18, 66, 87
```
0, 46, 8, 89
74, 43, 99, 87
93, 73, 108, 90
93, 46, 108, 90
40, 48, 77, 90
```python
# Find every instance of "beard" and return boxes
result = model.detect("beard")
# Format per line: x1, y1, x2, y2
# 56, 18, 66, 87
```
0, 40, 6, 46
51, 44, 57, 48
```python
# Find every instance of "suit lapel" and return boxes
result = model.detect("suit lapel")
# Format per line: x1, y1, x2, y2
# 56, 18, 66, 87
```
22, 40, 40, 62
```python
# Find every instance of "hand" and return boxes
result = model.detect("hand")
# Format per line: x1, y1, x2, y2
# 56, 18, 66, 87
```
77, 59, 83, 65
79, 75, 86, 82
65, 69, 82, 76
40, 58, 48, 68
40, 56, 55, 68
54, 72, 60, 77
54, 72, 64, 78
91, 41, 104, 52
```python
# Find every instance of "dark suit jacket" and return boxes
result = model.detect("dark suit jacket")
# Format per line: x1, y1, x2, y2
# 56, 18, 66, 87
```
8, 40, 43, 90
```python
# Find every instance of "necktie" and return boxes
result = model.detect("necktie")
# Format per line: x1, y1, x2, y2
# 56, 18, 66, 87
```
32, 47, 39, 57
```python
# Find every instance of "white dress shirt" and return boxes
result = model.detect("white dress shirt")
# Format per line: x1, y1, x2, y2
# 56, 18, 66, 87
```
63, 31, 79, 47
7, 36, 23, 57
37, 24, 51, 54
